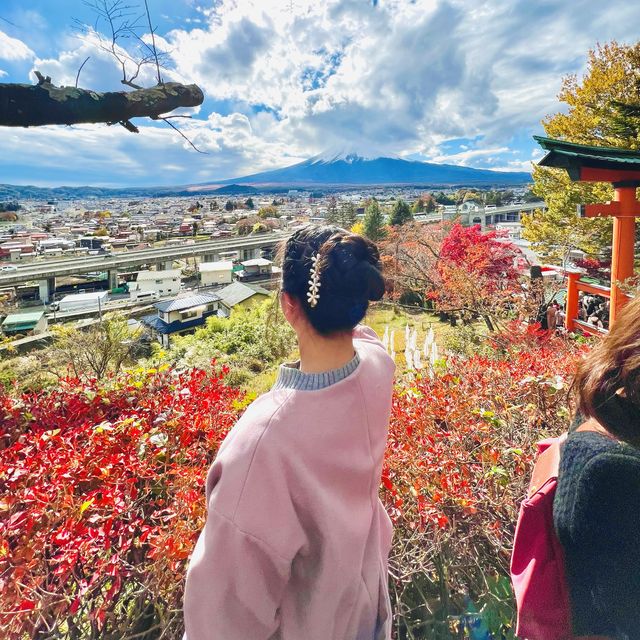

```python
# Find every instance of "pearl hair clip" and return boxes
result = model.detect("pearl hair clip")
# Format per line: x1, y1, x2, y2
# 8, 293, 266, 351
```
307, 253, 321, 308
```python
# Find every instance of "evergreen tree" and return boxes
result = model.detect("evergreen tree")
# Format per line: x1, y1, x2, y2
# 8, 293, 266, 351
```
224, 200, 235, 212
244, 197, 255, 209
434, 191, 455, 205
412, 198, 425, 213
338, 202, 357, 229
363, 199, 386, 241
326, 197, 339, 224
389, 199, 413, 226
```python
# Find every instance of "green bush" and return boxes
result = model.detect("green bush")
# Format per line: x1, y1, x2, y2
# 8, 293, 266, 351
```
161, 300, 296, 384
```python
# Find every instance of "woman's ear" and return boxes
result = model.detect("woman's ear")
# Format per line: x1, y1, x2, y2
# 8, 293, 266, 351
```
280, 291, 300, 327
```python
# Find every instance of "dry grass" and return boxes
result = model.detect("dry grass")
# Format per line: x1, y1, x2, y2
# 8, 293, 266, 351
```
365, 303, 481, 367
241, 303, 477, 396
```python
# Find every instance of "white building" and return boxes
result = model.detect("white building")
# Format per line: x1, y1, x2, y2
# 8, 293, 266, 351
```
199, 261, 234, 286
495, 222, 523, 241
130, 269, 182, 300
238, 258, 272, 280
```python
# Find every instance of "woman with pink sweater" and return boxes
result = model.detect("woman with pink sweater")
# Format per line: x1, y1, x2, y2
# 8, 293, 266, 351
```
183, 225, 396, 640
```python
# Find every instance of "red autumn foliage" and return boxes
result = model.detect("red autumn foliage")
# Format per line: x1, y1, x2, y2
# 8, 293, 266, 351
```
381, 324, 585, 635
381, 223, 528, 329
0, 366, 242, 640
574, 256, 611, 281
0, 326, 588, 639
440, 223, 525, 290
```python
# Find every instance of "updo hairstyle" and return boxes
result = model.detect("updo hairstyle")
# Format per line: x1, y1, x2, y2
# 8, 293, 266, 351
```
575, 296, 640, 445
280, 225, 385, 335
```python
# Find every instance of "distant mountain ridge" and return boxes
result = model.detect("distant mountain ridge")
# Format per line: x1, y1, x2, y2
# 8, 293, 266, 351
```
0, 153, 531, 201
211, 153, 531, 187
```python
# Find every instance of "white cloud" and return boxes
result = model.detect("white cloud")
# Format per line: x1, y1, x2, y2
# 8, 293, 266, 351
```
0, 112, 306, 187
3, 0, 640, 185
429, 147, 512, 166
0, 30, 34, 61
163, 0, 638, 161
0, 70, 8, 78
164, 0, 483, 155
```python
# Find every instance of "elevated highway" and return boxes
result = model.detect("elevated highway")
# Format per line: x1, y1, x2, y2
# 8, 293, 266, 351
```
414, 202, 546, 226
451, 201, 546, 227
0, 232, 291, 302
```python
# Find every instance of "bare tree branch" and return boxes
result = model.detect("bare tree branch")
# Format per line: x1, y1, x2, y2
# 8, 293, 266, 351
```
75, 56, 91, 88
143, 0, 162, 84
0, 2, 205, 152
0, 16, 19, 28
154, 116, 208, 154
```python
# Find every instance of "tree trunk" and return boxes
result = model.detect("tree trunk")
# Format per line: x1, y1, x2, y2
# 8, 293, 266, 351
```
482, 314, 495, 332
0, 75, 204, 129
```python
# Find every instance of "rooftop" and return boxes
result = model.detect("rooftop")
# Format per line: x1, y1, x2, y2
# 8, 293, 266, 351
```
242, 258, 272, 267
2, 311, 45, 325
535, 135, 640, 181
198, 261, 234, 272
155, 292, 220, 313
217, 281, 270, 307
136, 269, 182, 281
2, 310, 44, 330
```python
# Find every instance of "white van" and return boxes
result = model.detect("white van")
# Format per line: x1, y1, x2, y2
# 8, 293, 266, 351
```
133, 290, 160, 302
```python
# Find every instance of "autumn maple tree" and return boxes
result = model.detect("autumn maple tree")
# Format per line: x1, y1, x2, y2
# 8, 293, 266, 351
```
382, 222, 526, 331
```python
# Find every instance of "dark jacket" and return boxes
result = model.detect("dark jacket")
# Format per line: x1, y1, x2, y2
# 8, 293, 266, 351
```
554, 430, 640, 638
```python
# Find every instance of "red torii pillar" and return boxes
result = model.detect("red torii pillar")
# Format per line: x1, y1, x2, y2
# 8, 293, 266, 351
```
535, 136, 640, 331
609, 185, 637, 324
579, 173, 640, 326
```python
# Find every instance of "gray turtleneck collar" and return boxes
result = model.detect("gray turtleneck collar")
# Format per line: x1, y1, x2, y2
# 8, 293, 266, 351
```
273, 352, 361, 391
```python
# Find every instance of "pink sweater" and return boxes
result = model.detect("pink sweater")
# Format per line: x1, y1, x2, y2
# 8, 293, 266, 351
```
183, 325, 396, 640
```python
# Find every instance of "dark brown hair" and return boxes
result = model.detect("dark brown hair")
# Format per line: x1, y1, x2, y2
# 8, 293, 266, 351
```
278, 224, 385, 335
575, 296, 640, 444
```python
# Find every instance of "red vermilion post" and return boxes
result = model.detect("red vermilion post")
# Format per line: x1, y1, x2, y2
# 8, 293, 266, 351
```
609, 186, 637, 325
565, 271, 580, 331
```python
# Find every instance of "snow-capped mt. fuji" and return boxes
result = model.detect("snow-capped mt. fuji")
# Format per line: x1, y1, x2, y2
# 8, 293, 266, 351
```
215, 150, 530, 187
308, 147, 401, 165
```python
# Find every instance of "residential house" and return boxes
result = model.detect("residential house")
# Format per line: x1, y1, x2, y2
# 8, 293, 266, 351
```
141, 293, 228, 346
216, 281, 270, 312
236, 258, 273, 282
0, 242, 36, 262
130, 269, 182, 300
199, 261, 234, 286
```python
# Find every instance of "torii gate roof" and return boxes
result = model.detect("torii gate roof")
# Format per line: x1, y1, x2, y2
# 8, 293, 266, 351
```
534, 135, 640, 183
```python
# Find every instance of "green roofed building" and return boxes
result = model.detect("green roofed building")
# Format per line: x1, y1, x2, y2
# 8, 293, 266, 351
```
1, 310, 48, 336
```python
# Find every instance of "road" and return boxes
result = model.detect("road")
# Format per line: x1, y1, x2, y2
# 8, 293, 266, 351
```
0, 232, 291, 288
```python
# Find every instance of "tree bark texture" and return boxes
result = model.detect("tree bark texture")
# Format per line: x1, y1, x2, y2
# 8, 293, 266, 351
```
0, 76, 204, 129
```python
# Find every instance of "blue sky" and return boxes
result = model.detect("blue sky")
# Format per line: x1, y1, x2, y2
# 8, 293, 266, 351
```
0, 0, 639, 187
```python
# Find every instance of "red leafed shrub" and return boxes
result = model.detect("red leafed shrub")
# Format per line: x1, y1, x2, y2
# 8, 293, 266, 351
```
0, 365, 242, 640
574, 256, 611, 281
382, 329, 586, 637
0, 327, 589, 640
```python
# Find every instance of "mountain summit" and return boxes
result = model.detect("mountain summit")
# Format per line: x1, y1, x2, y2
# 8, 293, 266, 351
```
216, 153, 530, 187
